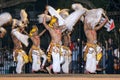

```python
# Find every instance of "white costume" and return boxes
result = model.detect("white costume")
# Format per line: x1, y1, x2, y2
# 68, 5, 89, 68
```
52, 51, 64, 72
11, 29, 29, 74
83, 43, 102, 73
61, 46, 71, 73
11, 9, 29, 74
29, 46, 46, 71
11, 28, 29, 47
85, 48, 97, 73
47, 42, 64, 73
13, 49, 28, 74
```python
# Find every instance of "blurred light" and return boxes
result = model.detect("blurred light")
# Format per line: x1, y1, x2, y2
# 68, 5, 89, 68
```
77, 38, 80, 42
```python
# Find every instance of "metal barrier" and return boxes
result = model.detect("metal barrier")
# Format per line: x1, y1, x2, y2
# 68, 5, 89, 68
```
0, 48, 16, 74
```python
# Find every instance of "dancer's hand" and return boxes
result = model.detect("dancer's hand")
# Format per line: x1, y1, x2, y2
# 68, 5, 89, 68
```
46, 5, 48, 10
104, 18, 108, 24
43, 10, 47, 24
104, 15, 109, 23
45, 6, 48, 14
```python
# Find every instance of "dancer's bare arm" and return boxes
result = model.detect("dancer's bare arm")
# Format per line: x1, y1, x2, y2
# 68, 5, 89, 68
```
43, 9, 51, 30
39, 29, 46, 37
59, 25, 66, 31
95, 16, 108, 31
84, 19, 89, 31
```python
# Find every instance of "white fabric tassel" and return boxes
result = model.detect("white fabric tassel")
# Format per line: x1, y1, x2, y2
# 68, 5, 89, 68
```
85, 8, 104, 29
0, 12, 12, 26
38, 14, 51, 23
65, 10, 86, 31
11, 28, 29, 47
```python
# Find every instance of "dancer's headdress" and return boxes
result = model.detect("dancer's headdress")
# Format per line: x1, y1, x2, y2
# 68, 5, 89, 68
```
48, 16, 58, 28
29, 25, 38, 37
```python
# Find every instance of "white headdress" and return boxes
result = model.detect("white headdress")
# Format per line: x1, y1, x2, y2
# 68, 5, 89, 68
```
20, 9, 29, 26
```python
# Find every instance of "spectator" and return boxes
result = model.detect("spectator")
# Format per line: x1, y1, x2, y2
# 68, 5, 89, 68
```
105, 38, 114, 74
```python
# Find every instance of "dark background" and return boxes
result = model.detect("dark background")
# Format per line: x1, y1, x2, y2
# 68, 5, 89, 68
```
0, 0, 120, 50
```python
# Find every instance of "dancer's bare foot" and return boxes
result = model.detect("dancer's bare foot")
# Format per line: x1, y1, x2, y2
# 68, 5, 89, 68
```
46, 67, 52, 75
40, 68, 47, 72
84, 70, 90, 74
84, 70, 96, 74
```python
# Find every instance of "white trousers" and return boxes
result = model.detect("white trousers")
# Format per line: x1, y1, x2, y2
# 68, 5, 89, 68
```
52, 52, 64, 73
85, 48, 97, 73
32, 53, 41, 71
32, 50, 46, 71
62, 56, 71, 73
16, 54, 25, 73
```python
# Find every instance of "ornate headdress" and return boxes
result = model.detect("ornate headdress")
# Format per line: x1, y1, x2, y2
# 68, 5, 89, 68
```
48, 16, 58, 28
29, 25, 38, 37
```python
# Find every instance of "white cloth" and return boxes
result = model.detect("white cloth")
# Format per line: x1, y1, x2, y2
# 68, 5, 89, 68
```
11, 28, 29, 47
114, 49, 120, 58
61, 48, 71, 73
85, 48, 97, 73
16, 53, 25, 74
32, 49, 47, 71
62, 56, 71, 73
0, 12, 12, 26
32, 50, 41, 71
52, 52, 64, 73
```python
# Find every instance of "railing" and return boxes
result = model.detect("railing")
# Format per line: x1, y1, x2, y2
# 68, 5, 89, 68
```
0, 48, 15, 74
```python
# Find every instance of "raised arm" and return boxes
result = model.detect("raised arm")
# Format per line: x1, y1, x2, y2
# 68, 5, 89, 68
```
39, 29, 46, 37
59, 25, 66, 31
67, 31, 71, 44
95, 16, 108, 31
84, 19, 89, 31
43, 9, 51, 30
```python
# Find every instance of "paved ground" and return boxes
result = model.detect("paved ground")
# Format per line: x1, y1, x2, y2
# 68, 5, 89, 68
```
0, 74, 120, 80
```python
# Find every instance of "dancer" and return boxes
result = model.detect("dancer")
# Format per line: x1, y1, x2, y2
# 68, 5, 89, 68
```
11, 26, 28, 74
61, 31, 72, 73
39, 5, 85, 74
43, 9, 65, 74
62, 31, 71, 47
29, 25, 47, 72
11, 9, 29, 74
105, 38, 114, 74
83, 16, 108, 73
